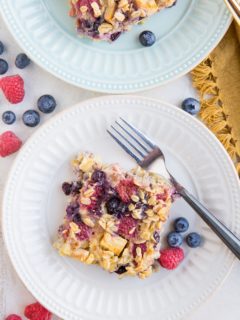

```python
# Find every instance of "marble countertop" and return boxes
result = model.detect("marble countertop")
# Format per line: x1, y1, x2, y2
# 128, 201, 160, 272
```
0, 16, 240, 320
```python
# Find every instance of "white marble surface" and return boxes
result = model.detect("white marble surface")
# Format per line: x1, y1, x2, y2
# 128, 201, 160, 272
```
0, 16, 240, 320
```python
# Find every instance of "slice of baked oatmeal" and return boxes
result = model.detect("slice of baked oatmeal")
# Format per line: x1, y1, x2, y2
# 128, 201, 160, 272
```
54, 152, 175, 278
69, 0, 177, 41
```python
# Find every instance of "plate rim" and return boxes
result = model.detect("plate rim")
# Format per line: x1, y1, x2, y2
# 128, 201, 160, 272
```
0, 1, 232, 93
2, 95, 240, 320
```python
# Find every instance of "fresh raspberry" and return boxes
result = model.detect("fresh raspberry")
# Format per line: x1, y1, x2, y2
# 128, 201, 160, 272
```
77, 222, 91, 240
118, 216, 138, 239
159, 247, 184, 270
132, 243, 147, 258
24, 302, 52, 320
117, 179, 137, 203
5, 315, 22, 320
0, 131, 22, 157
0, 75, 25, 104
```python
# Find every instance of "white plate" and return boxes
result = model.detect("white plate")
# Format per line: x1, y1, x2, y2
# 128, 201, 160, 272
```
0, 0, 231, 93
3, 96, 240, 320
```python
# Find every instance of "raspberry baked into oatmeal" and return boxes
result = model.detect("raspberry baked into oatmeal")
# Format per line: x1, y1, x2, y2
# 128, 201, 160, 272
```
69, 0, 177, 41
54, 152, 175, 279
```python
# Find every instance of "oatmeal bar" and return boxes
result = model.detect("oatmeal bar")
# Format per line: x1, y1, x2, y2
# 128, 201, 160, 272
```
54, 152, 174, 279
69, 0, 177, 41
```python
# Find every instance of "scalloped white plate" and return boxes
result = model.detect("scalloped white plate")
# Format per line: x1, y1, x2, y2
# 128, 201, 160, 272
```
0, 0, 231, 93
2, 96, 240, 320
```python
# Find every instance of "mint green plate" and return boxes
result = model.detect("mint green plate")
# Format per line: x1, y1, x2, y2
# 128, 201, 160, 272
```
0, 0, 231, 93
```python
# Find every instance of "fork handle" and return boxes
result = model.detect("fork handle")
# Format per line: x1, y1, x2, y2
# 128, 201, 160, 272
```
179, 188, 240, 260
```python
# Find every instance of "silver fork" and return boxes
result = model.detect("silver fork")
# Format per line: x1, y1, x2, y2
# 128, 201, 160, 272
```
107, 118, 240, 260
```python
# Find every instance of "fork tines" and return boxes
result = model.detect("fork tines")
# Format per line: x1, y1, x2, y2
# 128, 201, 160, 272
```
107, 118, 157, 164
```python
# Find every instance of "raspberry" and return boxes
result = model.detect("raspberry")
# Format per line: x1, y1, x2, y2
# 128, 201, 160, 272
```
77, 222, 91, 240
117, 179, 137, 203
132, 243, 147, 257
159, 247, 184, 270
0, 131, 22, 157
5, 315, 22, 320
156, 189, 168, 201
118, 216, 138, 239
85, 184, 104, 211
24, 302, 52, 320
78, 0, 99, 11
0, 75, 25, 104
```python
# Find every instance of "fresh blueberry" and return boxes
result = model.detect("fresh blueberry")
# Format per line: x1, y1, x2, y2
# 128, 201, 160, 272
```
115, 266, 127, 274
62, 182, 72, 195
186, 232, 202, 248
0, 41, 4, 55
139, 31, 156, 47
15, 53, 31, 69
0, 58, 8, 75
181, 98, 200, 115
167, 231, 183, 247
37, 95, 56, 114
2, 111, 16, 125
106, 197, 121, 214
174, 217, 189, 233
91, 170, 106, 184
22, 110, 40, 127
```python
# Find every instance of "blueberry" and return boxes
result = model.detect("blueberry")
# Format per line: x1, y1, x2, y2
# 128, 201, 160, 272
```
2, 111, 16, 125
0, 59, 8, 75
0, 41, 4, 55
174, 217, 189, 233
111, 32, 121, 42
153, 231, 160, 243
181, 98, 200, 115
62, 182, 72, 195
66, 203, 79, 218
116, 202, 128, 217
186, 232, 202, 248
106, 196, 128, 217
15, 53, 31, 69
115, 266, 127, 274
167, 231, 183, 247
92, 18, 102, 32
139, 31, 156, 47
106, 197, 121, 214
22, 110, 40, 127
91, 170, 106, 184
71, 181, 82, 194
135, 202, 148, 217
72, 213, 82, 224
168, 0, 177, 7
37, 95, 56, 114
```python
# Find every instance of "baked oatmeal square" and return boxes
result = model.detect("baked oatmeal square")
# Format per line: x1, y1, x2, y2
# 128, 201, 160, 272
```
54, 152, 174, 278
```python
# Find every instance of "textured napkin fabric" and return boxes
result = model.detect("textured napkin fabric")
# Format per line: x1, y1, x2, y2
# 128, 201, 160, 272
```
192, 22, 240, 176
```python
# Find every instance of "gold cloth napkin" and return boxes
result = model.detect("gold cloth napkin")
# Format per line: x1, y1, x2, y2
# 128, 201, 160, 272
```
192, 22, 240, 176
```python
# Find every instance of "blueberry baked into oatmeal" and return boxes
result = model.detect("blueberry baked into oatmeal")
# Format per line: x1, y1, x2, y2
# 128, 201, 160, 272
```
69, 0, 177, 41
54, 152, 175, 279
